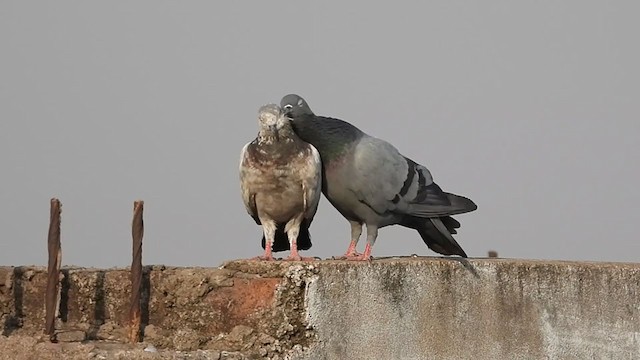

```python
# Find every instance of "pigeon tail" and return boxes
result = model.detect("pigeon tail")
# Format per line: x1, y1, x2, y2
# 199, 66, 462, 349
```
445, 193, 478, 213
407, 192, 478, 218
261, 219, 312, 252
413, 217, 468, 257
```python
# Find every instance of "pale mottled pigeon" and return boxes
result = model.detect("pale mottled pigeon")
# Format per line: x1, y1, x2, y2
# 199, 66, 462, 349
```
281, 94, 477, 261
239, 104, 322, 261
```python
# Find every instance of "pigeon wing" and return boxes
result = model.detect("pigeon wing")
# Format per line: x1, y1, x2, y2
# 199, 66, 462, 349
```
239, 142, 261, 225
301, 144, 323, 222
351, 136, 476, 218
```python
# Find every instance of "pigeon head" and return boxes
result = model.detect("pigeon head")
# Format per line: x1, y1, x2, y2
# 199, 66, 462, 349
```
281, 94, 314, 117
257, 104, 289, 134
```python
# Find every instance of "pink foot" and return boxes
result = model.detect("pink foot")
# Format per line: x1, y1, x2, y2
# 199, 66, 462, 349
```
335, 240, 362, 259
251, 255, 275, 261
284, 255, 317, 261
335, 252, 362, 260
345, 243, 373, 261
284, 239, 317, 261
251, 242, 274, 261
345, 254, 372, 261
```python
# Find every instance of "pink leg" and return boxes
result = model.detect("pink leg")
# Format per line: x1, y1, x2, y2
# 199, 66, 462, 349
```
344, 240, 362, 257
284, 238, 317, 261
285, 239, 315, 261
336, 240, 362, 260
251, 240, 275, 261
346, 243, 373, 261
337, 222, 364, 259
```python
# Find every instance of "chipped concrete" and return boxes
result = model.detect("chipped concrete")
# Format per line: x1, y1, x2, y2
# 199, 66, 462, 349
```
1, 258, 640, 359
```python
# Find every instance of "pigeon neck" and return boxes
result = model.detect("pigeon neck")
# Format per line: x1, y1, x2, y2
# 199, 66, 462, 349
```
258, 126, 296, 144
291, 115, 363, 162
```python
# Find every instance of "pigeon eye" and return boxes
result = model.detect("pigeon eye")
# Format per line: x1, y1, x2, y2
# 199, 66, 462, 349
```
284, 104, 293, 110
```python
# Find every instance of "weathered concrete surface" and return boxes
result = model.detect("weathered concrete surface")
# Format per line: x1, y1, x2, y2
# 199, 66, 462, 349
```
302, 258, 640, 360
1, 258, 639, 359
0, 263, 315, 359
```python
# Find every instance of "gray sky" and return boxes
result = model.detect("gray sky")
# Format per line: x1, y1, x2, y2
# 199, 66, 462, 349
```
1, 1, 638, 268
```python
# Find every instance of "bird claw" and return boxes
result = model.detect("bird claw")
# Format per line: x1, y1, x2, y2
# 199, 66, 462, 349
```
334, 249, 362, 260
284, 255, 316, 261
345, 254, 373, 261
335, 253, 372, 261
251, 255, 275, 261
335, 254, 361, 260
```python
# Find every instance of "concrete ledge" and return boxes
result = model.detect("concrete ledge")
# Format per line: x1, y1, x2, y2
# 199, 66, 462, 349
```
304, 258, 640, 360
1, 258, 639, 359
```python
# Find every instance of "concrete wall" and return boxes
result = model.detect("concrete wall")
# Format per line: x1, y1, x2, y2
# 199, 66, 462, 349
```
1, 258, 639, 359
302, 258, 640, 360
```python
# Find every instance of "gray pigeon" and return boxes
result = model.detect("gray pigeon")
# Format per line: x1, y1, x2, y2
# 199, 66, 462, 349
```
281, 94, 477, 260
239, 104, 322, 261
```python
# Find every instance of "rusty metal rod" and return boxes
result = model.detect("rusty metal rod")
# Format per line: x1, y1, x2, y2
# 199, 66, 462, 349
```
45, 198, 62, 340
128, 200, 144, 343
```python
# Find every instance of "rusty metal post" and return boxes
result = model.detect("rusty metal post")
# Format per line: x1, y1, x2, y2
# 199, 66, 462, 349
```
45, 198, 62, 340
128, 200, 144, 343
